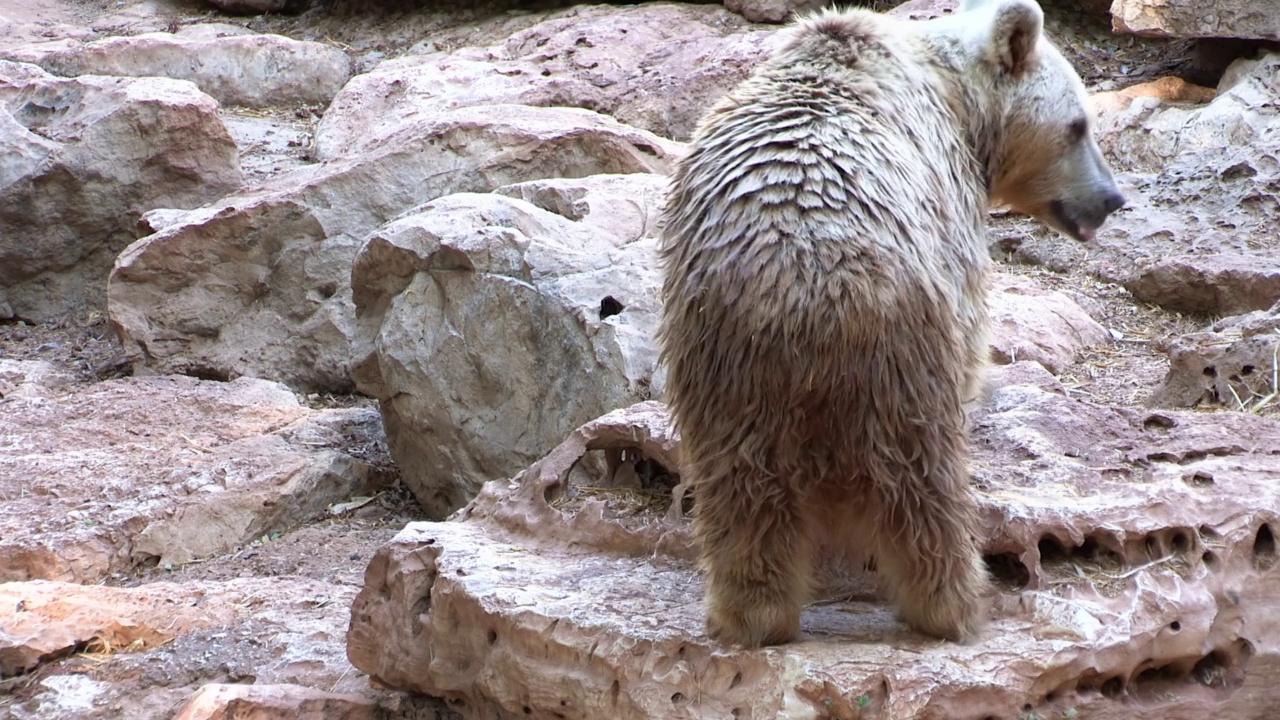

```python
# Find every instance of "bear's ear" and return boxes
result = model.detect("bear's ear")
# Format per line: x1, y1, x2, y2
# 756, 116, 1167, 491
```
979, 0, 1043, 75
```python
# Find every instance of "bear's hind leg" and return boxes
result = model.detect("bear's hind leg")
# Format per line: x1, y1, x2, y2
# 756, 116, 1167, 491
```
870, 440, 990, 642
695, 470, 816, 648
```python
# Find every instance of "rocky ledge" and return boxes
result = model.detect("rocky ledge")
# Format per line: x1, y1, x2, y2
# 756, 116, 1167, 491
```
348, 364, 1280, 719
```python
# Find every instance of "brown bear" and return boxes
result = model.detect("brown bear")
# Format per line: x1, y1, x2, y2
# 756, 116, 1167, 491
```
658, 0, 1124, 647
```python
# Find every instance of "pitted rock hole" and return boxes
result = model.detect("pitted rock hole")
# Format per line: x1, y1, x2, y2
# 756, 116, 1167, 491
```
1037, 528, 1198, 594
983, 552, 1031, 589
1253, 522, 1277, 570
549, 447, 685, 520
598, 295, 624, 320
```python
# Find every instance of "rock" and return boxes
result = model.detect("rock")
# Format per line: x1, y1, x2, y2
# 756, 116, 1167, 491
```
1062, 53, 1280, 288
722, 0, 825, 24
886, 0, 959, 20
173, 684, 375, 720
351, 173, 668, 517
314, 3, 777, 155
1148, 303, 1280, 410
108, 105, 678, 393
348, 384, 1280, 718
1, 579, 241, 677
0, 370, 391, 583
988, 274, 1112, 374
1123, 254, 1280, 316
0, 61, 242, 322
1089, 76, 1216, 116
0, 576, 458, 720
1, 26, 351, 108
1111, 0, 1280, 41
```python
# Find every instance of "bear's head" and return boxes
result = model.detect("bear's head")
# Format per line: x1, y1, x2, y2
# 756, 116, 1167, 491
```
951, 0, 1125, 241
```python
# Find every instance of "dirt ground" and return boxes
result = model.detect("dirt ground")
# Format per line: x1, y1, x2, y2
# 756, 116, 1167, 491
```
0, 0, 1235, 714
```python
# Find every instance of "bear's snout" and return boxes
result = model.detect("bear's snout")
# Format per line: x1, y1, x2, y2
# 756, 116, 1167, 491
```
1102, 189, 1126, 215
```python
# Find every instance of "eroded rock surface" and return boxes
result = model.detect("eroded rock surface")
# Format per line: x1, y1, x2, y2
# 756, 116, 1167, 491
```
108, 105, 677, 393
1148, 303, 1280, 410
351, 173, 668, 517
0, 365, 390, 583
0, 61, 241, 321
314, 3, 776, 155
349, 366, 1280, 718
0, 26, 350, 108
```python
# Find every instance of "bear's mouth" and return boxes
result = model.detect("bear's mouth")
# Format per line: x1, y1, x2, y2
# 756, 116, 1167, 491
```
1048, 200, 1097, 242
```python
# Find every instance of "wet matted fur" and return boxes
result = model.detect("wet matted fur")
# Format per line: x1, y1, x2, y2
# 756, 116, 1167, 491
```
658, 0, 1122, 648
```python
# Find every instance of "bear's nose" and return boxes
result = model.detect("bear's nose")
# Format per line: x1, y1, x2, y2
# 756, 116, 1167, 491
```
1102, 190, 1126, 214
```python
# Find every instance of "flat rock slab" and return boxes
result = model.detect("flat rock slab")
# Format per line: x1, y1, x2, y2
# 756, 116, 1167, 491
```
0, 362, 390, 583
349, 370, 1280, 719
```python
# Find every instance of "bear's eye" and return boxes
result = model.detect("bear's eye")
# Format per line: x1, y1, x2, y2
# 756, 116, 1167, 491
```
1068, 118, 1088, 143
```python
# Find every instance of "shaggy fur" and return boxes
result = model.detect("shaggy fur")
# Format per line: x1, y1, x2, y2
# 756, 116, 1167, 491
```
658, 0, 1122, 648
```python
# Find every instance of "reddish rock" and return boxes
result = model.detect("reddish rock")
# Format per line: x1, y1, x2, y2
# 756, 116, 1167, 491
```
314, 3, 776, 154
988, 274, 1112, 374
1124, 254, 1280, 317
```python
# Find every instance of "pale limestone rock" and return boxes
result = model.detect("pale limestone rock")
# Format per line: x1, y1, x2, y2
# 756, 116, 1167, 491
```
1124, 254, 1280, 317
173, 684, 376, 720
1149, 303, 1280, 410
314, 3, 777, 155
1111, 0, 1280, 41
723, 0, 826, 23
108, 105, 678, 393
0, 60, 241, 321
988, 273, 1112, 374
351, 174, 669, 517
0, 28, 350, 108
349, 371, 1280, 718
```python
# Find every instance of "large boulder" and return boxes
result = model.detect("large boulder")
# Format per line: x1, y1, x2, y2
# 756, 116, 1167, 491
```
0, 61, 241, 322
108, 105, 679, 393
0, 363, 391, 583
350, 173, 668, 517
314, 3, 777, 156
348, 371, 1280, 718
1111, 0, 1280, 41
0, 25, 351, 108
